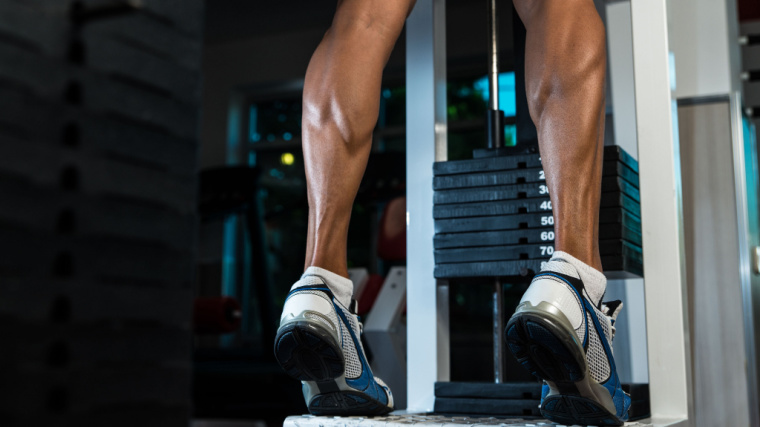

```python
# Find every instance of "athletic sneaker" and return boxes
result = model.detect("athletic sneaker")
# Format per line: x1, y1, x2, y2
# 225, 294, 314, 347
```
505, 260, 631, 425
274, 270, 394, 415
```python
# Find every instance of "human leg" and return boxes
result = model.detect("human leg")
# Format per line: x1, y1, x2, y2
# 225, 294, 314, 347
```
275, 0, 415, 416
506, 1, 630, 425
302, 0, 416, 278
515, 0, 607, 271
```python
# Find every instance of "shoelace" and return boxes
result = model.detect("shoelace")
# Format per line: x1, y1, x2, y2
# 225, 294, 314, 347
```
601, 300, 623, 341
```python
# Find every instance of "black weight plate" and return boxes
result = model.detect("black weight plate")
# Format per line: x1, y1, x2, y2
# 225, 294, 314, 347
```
599, 239, 642, 258
434, 161, 635, 192
0, 135, 197, 214
601, 192, 641, 216
0, 1, 69, 57
601, 255, 643, 277
599, 222, 642, 246
83, 35, 201, 104
603, 160, 639, 188
434, 193, 636, 220
435, 207, 636, 234
434, 397, 541, 416
73, 0, 204, 36
433, 167, 545, 190
434, 197, 554, 219
603, 176, 640, 202
434, 212, 555, 233
0, 226, 195, 287
434, 239, 638, 264
0, 318, 191, 366
81, 10, 202, 71
434, 227, 556, 250
434, 258, 542, 279
0, 87, 197, 176
435, 381, 542, 400
0, 178, 197, 250
603, 144, 639, 173
599, 205, 640, 224
434, 182, 550, 205
435, 254, 640, 279
434, 176, 638, 206
0, 279, 193, 327
434, 242, 556, 264
0, 46, 199, 140
433, 154, 543, 176
0, 364, 191, 416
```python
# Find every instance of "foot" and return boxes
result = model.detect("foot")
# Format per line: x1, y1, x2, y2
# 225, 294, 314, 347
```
505, 256, 631, 426
274, 268, 394, 416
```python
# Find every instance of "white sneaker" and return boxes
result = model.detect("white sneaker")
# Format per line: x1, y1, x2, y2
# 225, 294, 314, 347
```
505, 262, 631, 425
274, 270, 393, 415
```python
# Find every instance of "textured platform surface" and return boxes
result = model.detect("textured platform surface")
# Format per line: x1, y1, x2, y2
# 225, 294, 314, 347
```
284, 413, 654, 427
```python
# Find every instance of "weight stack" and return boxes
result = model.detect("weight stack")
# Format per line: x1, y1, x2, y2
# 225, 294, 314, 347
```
0, 1, 203, 426
433, 381, 651, 420
433, 145, 642, 279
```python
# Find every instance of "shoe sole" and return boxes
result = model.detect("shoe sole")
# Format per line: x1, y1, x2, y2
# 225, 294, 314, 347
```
274, 320, 392, 416
505, 303, 624, 426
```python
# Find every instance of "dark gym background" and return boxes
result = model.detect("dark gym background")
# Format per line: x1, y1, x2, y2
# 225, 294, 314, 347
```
2, 0, 759, 426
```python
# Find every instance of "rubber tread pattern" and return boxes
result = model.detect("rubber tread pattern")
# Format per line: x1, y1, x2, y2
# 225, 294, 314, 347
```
309, 391, 393, 416
506, 315, 584, 383
542, 395, 623, 426
274, 321, 344, 382
506, 313, 625, 426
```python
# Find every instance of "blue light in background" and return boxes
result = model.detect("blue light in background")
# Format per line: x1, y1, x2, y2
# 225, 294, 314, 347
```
473, 72, 517, 117
249, 105, 259, 143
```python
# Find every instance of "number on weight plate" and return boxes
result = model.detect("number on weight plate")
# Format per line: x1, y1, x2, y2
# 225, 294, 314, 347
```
540, 200, 552, 210
539, 185, 548, 195
540, 216, 554, 226
539, 170, 545, 180
540, 246, 555, 256
540, 231, 555, 241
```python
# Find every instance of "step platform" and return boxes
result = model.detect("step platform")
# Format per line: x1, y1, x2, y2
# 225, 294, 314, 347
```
283, 413, 655, 427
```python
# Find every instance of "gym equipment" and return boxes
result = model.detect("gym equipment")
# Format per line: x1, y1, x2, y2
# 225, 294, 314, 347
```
424, 0, 646, 418
433, 145, 643, 279
0, 1, 203, 425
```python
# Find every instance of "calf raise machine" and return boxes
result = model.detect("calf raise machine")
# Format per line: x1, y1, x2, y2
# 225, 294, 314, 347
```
428, 0, 646, 418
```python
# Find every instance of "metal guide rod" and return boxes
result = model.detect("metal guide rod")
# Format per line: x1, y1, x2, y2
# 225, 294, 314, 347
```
487, 0, 505, 383
485, 0, 505, 150
493, 279, 505, 383
487, 0, 500, 111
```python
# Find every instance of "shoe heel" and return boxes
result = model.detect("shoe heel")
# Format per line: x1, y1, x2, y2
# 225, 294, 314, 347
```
308, 391, 393, 416
274, 321, 344, 382
505, 304, 587, 384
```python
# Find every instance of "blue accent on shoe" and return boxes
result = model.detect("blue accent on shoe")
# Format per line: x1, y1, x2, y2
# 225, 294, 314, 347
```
535, 272, 631, 421
333, 302, 389, 406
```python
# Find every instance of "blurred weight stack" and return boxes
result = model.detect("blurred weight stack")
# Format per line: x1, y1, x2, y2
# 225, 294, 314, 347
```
0, 0, 203, 425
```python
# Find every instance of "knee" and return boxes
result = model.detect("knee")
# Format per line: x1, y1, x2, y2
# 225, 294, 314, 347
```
330, 0, 412, 42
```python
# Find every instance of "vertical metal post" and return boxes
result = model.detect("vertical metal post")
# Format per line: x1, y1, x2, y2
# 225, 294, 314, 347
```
493, 280, 505, 383
405, 0, 448, 412
630, 0, 694, 423
487, 0, 499, 111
